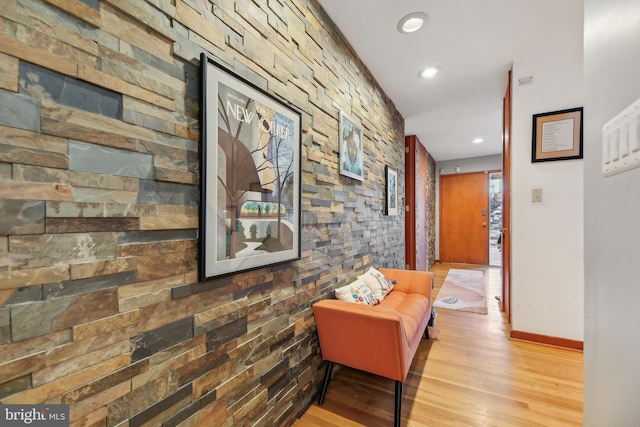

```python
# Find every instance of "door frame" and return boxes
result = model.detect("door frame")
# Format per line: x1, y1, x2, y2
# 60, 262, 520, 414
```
502, 70, 512, 323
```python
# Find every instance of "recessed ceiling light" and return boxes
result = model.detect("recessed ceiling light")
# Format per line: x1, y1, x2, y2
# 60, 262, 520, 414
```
419, 66, 439, 79
397, 12, 429, 34
472, 137, 484, 144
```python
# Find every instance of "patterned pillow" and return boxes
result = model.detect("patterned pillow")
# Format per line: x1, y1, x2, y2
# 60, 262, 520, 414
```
358, 268, 394, 302
334, 279, 378, 305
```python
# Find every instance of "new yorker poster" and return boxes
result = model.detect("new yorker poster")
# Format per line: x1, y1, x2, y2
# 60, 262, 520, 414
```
199, 54, 301, 280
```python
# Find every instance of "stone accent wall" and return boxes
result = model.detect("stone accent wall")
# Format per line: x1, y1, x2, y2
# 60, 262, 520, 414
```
411, 141, 436, 270
0, 0, 405, 426
425, 150, 436, 268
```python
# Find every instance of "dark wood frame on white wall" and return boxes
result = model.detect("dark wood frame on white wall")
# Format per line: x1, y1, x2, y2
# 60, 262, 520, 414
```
532, 107, 583, 162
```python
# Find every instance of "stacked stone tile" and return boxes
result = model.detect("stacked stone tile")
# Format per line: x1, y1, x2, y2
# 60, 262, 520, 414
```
422, 149, 436, 268
0, 0, 410, 425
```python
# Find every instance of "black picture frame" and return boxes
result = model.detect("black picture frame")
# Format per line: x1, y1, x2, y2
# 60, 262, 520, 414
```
385, 165, 398, 216
339, 111, 364, 181
199, 54, 301, 280
532, 107, 583, 162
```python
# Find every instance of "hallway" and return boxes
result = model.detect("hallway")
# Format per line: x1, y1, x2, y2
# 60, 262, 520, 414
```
295, 263, 583, 426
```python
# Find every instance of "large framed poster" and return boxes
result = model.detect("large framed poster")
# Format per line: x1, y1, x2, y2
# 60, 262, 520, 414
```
199, 54, 301, 280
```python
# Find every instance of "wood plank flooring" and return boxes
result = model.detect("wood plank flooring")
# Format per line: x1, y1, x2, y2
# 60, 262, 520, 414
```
293, 264, 583, 426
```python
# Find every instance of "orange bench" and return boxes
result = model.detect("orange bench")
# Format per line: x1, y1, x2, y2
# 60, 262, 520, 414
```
312, 268, 433, 427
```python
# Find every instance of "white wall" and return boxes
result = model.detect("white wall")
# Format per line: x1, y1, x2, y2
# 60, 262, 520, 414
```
584, 1, 640, 425
510, 10, 584, 340
434, 154, 502, 260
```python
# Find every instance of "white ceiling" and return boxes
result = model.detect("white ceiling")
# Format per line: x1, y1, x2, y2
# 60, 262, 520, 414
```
317, 0, 582, 161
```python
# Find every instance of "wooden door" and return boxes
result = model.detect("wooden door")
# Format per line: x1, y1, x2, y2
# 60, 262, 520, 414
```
405, 135, 429, 271
440, 172, 489, 264
404, 136, 416, 270
502, 70, 512, 322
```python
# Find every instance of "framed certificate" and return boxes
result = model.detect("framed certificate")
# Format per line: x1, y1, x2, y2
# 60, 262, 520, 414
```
532, 107, 583, 162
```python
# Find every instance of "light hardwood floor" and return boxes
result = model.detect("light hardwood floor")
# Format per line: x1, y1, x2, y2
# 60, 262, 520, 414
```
294, 263, 583, 426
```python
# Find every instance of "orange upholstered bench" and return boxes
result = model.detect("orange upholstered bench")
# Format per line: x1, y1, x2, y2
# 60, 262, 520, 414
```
312, 268, 433, 427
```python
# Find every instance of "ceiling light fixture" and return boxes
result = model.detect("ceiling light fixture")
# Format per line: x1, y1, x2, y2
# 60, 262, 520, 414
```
419, 66, 439, 79
397, 12, 429, 34
472, 137, 484, 144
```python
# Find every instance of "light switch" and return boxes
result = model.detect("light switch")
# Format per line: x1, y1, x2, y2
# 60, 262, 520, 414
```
603, 97, 640, 177
621, 120, 629, 157
532, 188, 542, 203
631, 113, 640, 152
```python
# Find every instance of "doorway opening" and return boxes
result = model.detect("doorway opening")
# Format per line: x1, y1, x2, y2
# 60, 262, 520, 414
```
489, 172, 502, 267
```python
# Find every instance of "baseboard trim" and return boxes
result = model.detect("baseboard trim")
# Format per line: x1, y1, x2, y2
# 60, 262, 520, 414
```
509, 329, 583, 351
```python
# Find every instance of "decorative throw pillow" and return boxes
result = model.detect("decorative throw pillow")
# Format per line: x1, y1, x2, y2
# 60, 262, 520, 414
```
334, 279, 377, 305
358, 268, 394, 302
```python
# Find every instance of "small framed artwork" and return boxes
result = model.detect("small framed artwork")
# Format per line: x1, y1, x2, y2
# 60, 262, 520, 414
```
339, 111, 364, 181
385, 165, 398, 216
199, 53, 301, 280
532, 107, 583, 162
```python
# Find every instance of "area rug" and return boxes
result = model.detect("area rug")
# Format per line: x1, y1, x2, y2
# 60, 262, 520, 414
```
433, 269, 488, 315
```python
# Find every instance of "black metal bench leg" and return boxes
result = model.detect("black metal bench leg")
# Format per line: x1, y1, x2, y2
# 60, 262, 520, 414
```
318, 361, 334, 405
424, 307, 436, 339
394, 380, 402, 427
